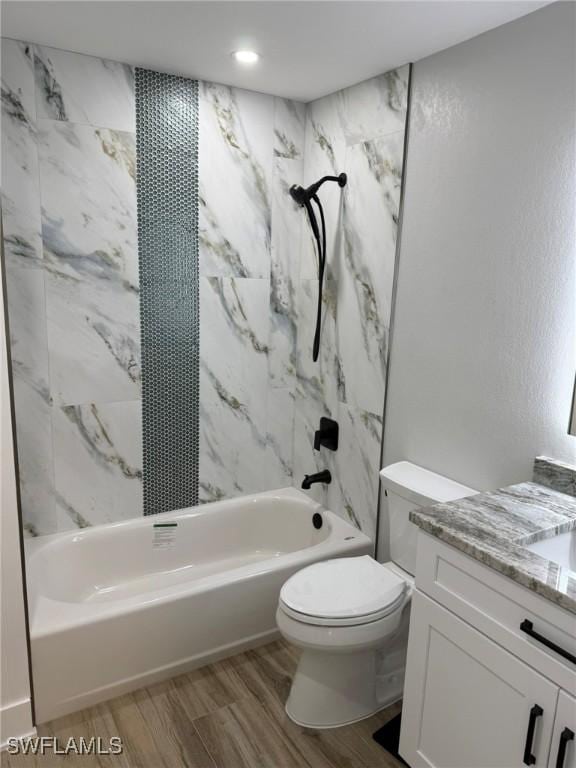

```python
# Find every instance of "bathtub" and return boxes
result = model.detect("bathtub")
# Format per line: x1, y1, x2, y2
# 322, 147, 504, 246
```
25, 487, 371, 722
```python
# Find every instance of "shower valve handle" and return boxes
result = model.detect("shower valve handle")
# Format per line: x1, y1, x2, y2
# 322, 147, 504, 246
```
314, 418, 339, 451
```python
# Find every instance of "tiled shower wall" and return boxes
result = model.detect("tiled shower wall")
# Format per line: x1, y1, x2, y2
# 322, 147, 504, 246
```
2, 41, 142, 536
197, 83, 305, 503
1, 38, 408, 541
1, 39, 305, 534
294, 69, 409, 539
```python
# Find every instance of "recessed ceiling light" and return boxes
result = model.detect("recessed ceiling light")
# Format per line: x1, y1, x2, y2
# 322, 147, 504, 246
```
232, 50, 260, 65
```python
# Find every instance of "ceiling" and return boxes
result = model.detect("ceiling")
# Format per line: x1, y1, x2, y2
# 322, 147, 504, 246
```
2, 1, 552, 101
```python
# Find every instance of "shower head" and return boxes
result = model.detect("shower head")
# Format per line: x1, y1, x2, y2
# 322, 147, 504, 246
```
289, 173, 347, 207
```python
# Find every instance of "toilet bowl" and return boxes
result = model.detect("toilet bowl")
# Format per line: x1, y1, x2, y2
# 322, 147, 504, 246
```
277, 461, 477, 729
276, 556, 413, 729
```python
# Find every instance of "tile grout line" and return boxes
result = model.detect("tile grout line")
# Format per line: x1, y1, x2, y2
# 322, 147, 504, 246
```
189, 716, 221, 768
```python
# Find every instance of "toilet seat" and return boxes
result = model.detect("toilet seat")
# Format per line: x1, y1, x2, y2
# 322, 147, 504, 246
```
279, 592, 405, 627
279, 556, 407, 628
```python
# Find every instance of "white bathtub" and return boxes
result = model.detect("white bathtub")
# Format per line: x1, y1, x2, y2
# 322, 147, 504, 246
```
26, 487, 371, 722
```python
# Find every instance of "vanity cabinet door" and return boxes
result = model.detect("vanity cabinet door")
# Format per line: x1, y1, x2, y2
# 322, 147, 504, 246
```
548, 692, 576, 768
400, 591, 559, 768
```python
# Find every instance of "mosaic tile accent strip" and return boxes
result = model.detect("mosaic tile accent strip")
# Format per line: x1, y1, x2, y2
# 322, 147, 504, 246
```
135, 68, 200, 514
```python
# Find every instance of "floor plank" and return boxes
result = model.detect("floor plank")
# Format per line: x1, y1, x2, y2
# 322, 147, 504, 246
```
132, 685, 216, 768
168, 655, 250, 721
193, 697, 305, 768
105, 692, 179, 768
15, 640, 405, 768
230, 641, 404, 768
43, 705, 118, 768
229, 642, 297, 720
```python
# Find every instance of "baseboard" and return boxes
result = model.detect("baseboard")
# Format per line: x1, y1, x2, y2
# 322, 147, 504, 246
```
0, 697, 35, 751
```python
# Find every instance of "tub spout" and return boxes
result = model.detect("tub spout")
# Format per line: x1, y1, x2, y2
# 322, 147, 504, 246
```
302, 470, 332, 489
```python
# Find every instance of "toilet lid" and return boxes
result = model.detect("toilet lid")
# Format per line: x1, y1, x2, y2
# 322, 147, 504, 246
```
280, 556, 406, 621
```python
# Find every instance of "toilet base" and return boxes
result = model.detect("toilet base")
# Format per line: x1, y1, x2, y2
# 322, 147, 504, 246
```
285, 649, 403, 729
285, 700, 391, 730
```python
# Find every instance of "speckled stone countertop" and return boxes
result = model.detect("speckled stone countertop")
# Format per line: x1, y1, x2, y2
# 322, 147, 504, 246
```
410, 482, 576, 614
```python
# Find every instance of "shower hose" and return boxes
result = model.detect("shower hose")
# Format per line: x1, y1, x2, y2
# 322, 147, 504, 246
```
303, 194, 326, 363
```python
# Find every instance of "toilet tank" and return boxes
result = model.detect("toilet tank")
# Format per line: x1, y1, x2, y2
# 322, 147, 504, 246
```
379, 462, 476, 575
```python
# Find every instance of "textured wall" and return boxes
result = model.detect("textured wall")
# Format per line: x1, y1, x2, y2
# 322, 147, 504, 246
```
294, 69, 410, 541
381, 1, 576, 558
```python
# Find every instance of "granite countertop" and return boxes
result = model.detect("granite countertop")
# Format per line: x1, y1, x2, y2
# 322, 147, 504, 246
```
410, 480, 576, 614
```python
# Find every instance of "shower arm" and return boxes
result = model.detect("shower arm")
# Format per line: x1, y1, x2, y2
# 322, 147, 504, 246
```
289, 173, 347, 207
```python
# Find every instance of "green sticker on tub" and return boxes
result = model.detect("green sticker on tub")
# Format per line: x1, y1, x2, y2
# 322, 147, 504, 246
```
152, 522, 177, 548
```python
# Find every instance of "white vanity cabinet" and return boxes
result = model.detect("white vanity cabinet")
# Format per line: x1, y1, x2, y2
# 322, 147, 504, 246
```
400, 534, 576, 768
549, 693, 576, 768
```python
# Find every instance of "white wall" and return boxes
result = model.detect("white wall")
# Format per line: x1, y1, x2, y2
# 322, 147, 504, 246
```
0, 256, 34, 745
382, 1, 576, 545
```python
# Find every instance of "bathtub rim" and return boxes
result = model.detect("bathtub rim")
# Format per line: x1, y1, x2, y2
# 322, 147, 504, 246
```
30, 486, 321, 546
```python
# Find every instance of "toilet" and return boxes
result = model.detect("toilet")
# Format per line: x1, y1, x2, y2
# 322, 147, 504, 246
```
276, 461, 476, 729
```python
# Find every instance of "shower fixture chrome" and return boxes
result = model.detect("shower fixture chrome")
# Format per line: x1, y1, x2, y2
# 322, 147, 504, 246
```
290, 173, 347, 362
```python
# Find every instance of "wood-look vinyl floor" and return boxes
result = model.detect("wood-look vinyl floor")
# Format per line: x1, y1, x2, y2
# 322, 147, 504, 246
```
4, 640, 403, 768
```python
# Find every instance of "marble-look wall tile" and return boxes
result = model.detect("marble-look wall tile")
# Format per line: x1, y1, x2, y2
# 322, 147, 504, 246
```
304, 93, 346, 177
268, 97, 305, 393
1, 39, 43, 267
294, 66, 409, 538
292, 391, 329, 507
198, 273, 277, 499
273, 97, 306, 160
199, 395, 275, 502
4, 265, 55, 534
300, 96, 346, 281
336, 66, 409, 145
198, 94, 302, 501
326, 404, 383, 539
12, 375, 56, 537
5, 263, 51, 399
265, 388, 295, 488
200, 277, 269, 416
2, 40, 143, 536
52, 400, 143, 528
200, 387, 293, 503
4, 36, 408, 540
199, 403, 242, 503
292, 278, 337, 503
234, 413, 275, 496
38, 120, 140, 405
34, 45, 135, 131
269, 156, 302, 388
337, 131, 404, 414
296, 277, 342, 413
199, 82, 273, 278
2, 40, 55, 537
